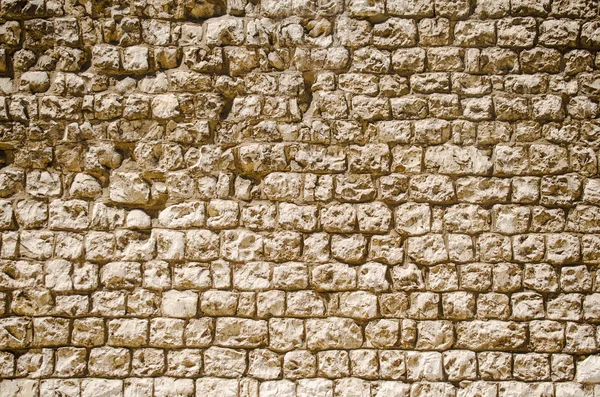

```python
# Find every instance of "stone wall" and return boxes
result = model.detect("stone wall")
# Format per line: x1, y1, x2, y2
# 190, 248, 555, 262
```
1, 0, 600, 395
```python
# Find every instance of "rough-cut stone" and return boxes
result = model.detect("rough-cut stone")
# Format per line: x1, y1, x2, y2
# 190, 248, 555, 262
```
215, 318, 268, 348
455, 321, 528, 350
109, 171, 151, 204
162, 290, 198, 318
576, 356, 600, 383
306, 317, 363, 350
196, 378, 237, 397
0, 1, 597, 392
221, 230, 263, 262
203, 346, 246, 377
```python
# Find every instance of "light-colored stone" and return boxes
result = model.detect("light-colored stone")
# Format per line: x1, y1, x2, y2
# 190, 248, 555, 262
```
577, 356, 600, 383
306, 317, 363, 350
162, 290, 198, 318
0, 2, 598, 392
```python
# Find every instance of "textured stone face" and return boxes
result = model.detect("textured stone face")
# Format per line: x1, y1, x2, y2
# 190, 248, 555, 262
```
1, 0, 600, 393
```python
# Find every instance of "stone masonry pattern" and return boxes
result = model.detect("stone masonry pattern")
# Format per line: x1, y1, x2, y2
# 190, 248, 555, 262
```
4, 0, 600, 396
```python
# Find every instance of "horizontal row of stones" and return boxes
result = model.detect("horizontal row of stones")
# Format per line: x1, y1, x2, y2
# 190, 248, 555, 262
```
5, 262, 600, 316
8, 220, 600, 263
4, 119, 600, 149
5, 280, 600, 321
4, 74, 600, 113
9, 167, 600, 205
2, 72, 600, 105
4, 15, 600, 49
2, 378, 600, 397
6, 135, 600, 180
0, 316, 600, 376
1, 0, 599, 19
7, 170, 600, 210
2, 92, 600, 124
4, 45, 600, 88
6, 219, 600, 259
0, 41, 569, 81
0, 343, 596, 384
2, 46, 600, 91
9, 190, 600, 228
7, 163, 600, 199
9, 164, 600, 205
6, 131, 600, 173
5, 255, 600, 292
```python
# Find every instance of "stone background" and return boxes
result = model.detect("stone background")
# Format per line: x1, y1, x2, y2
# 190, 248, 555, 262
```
1, 0, 600, 395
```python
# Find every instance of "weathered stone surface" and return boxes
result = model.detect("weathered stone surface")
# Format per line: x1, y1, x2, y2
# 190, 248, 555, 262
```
109, 171, 151, 204
215, 318, 268, 348
425, 145, 491, 176
196, 378, 239, 397
306, 317, 363, 350
162, 290, 198, 318
221, 230, 263, 262
576, 355, 600, 383
88, 347, 130, 376
0, 0, 597, 391
455, 321, 528, 350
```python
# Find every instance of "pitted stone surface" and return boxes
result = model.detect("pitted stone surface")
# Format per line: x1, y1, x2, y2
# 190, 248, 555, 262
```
1, 0, 600, 395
